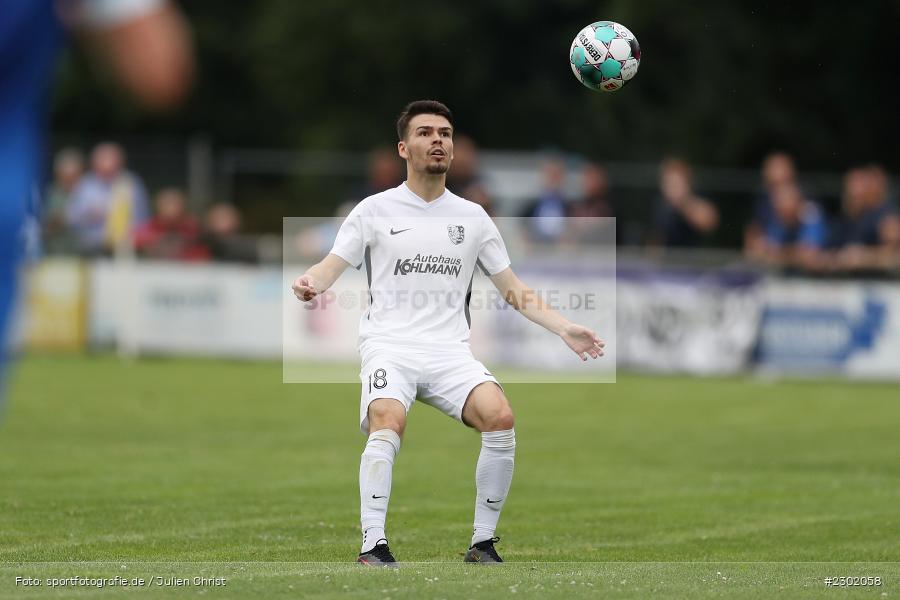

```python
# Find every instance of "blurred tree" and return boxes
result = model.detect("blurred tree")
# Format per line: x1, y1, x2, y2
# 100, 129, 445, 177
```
50, 0, 900, 170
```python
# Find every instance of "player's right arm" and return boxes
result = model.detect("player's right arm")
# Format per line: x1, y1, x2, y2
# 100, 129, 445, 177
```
295, 198, 367, 301
292, 253, 351, 302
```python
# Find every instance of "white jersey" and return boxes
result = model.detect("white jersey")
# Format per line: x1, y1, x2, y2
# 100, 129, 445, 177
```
330, 182, 511, 347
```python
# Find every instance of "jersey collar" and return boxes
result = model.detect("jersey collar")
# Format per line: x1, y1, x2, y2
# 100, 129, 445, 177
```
400, 181, 448, 208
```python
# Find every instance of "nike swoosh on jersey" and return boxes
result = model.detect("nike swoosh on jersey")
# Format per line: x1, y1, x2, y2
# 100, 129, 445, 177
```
390, 227, 413, 235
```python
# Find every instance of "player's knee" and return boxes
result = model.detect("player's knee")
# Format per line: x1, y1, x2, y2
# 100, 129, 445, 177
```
369, 417, 405, 437
368, 399, 406, 436
369, 415, 405, 437
482, 402, 514, 431
493, 406, 515, 431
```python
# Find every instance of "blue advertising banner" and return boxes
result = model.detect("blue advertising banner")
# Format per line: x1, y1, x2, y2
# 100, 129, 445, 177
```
756, 281, 900, 379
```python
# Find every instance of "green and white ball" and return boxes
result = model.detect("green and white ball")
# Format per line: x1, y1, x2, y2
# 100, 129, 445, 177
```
569, 21, 641, 92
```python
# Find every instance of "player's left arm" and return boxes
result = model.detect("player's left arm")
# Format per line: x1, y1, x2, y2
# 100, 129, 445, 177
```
488, 267, 605, 361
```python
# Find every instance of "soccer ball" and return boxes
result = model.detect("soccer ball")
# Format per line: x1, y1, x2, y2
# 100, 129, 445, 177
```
569, 21, 641, 92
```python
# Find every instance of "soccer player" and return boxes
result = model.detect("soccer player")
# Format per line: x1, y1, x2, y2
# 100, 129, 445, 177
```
292, 100, 605, 565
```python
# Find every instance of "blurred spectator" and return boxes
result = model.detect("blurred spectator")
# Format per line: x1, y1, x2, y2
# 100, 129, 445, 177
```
360, 146, 403, 198
566, 161, 613, 245
745, 152, 797, 252
202, 202, 258, 263
744, 181, 826, 271
134, 188, 208, 261
66, 142, 149, 255
829, 165, 900, 273
447, 135, 479, 190
294, 201, 356, 259
572, 162, 612, 218
42, 148, 84, 254
447, 134, 495, 216
653, 158, 719, 247
521, 158, 569, 243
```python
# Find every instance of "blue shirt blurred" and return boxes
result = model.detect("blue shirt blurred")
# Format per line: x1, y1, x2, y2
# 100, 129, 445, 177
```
522, 191, 568, 242
764, 201, 826, 248
829, 200, 899, 248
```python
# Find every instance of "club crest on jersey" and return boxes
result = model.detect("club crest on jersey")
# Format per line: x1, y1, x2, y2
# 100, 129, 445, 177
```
447, 225, 465, 245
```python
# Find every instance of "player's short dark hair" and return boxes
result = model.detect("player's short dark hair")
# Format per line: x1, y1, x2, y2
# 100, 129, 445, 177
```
396, 100, 453, 140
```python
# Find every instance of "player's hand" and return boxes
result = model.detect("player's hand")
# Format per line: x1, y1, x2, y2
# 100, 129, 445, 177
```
292, 274, 318, 302
560, 323, 605, 361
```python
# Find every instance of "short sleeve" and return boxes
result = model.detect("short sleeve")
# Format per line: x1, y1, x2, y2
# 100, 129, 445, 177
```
329, 203, 368, 268
476, 213, 511, 276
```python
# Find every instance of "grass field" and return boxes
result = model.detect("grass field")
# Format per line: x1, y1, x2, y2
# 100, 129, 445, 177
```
1, 355, 898, 598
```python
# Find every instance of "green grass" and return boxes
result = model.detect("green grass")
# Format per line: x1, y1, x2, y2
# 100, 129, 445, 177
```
1, 355, 898, 598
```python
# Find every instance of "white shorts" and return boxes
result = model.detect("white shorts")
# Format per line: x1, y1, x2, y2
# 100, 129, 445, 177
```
358, 340, 501, 434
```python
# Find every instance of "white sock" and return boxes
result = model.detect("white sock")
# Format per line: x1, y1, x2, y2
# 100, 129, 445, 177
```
472, 428, 515, 546
359, 428, 401, 553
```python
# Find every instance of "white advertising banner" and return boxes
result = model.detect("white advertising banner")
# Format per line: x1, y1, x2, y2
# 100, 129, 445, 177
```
86, 259, 900, 380
90, 260, 283, 358
90, 260, 616, 375
616, 270, 763, 375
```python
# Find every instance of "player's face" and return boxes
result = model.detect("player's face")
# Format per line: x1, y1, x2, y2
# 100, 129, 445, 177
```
399, 114, 454, 176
